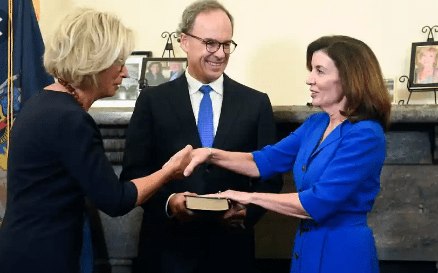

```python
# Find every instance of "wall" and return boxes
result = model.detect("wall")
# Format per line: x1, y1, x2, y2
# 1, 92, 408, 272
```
39, 0, 438, 105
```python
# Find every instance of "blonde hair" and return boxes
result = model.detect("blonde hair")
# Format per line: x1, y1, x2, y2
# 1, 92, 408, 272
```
44, 8, 134, 88
416, 46, 438, 68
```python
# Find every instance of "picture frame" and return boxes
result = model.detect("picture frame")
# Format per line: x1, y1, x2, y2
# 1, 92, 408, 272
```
91, 57, 188, 108
131, 51, 152, 58
408, 41, 438, 89
140, 58, 188, 89
92, 55, 143, 107
384, 77, 397, 104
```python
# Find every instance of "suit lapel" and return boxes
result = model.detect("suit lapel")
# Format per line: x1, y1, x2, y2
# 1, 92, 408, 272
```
213, 75, 243, 148
167, 75, 203, 147
313, 126, 342, 156
311, 119, 350, 158
305, 117, 328, 160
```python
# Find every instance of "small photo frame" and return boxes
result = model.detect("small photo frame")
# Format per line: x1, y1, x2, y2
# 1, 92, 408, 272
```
384, 77, 397, 104
131, 51, 152, 58
408, 41, 438, 89
92, 55, 144, 107
140, 58, 188, 89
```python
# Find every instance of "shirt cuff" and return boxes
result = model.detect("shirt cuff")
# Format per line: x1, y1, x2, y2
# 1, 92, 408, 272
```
165, 193, 177, 218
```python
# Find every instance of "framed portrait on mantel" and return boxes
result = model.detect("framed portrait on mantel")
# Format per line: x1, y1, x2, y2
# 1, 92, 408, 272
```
408, 41, 438, 89
384, 77, 397, 104
92, 57, 188, 108
140, 58, 188, 89
92, 55, 144, 107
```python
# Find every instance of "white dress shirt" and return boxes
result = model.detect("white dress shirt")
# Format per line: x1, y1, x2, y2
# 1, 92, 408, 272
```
165, 70, 224, 217
186, 70, 223, 135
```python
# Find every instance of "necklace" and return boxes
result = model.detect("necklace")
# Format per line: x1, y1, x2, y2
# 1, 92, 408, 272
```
57, 78, 85, 110
332, 118, 347, 130
318, 118, 348, 146
328, 118, 347, 134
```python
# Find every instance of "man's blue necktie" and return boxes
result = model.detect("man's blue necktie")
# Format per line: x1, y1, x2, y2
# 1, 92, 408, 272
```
198, 85, 214, 147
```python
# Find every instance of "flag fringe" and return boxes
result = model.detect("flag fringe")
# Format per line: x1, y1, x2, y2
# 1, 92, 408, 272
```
6, 0, 14, 170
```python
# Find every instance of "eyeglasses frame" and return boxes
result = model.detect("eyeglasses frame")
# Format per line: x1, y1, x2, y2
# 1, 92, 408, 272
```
183, 33, 237, 54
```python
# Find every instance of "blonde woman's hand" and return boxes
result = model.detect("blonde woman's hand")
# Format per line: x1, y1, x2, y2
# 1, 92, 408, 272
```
163, 145, 193, 180
183, 147, 212, 177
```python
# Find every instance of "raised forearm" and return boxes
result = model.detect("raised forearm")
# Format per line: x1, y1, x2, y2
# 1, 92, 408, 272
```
210, 149, 260, 178
132, 145, 192, 206
131, 167, 174, 206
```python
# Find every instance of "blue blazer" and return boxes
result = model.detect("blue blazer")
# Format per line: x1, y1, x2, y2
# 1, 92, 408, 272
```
253, 112, 385, 273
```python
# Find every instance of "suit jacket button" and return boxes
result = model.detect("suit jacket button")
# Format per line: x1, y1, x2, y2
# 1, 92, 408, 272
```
298, 188, 302, 192
302, 165, 306, 171
294, 253, 299, 259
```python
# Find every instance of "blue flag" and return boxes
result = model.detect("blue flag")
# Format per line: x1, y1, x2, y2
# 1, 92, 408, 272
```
0, 0, 54, 171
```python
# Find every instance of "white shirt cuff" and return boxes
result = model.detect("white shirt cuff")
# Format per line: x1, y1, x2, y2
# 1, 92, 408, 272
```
165, 193, 177, 218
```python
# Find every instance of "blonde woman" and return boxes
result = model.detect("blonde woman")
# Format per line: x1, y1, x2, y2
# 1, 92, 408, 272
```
415, 46, 438, 84
0, 8, 192, 273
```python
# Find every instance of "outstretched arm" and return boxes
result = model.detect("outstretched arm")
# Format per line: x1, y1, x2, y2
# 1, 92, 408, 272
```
132, 145, 192, 206
183, 147, 260, 178
210, 190, 309, 219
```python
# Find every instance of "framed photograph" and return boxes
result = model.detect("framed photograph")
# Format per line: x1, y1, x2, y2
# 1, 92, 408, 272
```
131, 51, 152, 57
140, 58, 188, 89
384, 77, 397, 104
91, 57, 188, 108
92, 55, 144, 107
408, 41, 438, 89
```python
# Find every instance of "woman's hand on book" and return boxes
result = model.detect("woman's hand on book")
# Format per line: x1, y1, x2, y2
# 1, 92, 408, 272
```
207, 190, 252, 206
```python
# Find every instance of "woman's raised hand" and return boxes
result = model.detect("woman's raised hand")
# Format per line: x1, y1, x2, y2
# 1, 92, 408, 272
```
163, 145, 193, 180
183, 148, 212, 177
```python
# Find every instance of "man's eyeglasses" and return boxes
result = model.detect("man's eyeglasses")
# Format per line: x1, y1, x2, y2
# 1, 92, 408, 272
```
184, 33, 237, 54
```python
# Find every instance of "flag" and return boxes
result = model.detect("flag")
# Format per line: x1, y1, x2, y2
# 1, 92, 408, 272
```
0, 0, 53, 216
0, 0, 54, 170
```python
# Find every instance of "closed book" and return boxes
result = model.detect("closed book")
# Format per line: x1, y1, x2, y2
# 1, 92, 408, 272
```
185, 195, 230, 211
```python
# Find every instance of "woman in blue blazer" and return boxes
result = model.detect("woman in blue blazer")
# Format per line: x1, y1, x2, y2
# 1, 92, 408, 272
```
182, 35, 392, 273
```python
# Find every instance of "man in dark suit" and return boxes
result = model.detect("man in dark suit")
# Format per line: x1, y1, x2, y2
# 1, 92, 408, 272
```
120, 1, 282, 272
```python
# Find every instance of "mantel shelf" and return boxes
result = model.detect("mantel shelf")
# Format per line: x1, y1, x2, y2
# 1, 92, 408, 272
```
89, 105, 438, 125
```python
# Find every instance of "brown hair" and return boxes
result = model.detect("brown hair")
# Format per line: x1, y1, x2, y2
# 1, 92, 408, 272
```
307, 35, 391, 131
177, 0, 234, 36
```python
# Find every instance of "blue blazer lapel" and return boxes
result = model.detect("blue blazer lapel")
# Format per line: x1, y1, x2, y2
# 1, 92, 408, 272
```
305, 118, 328, 160
311, 120, 351, 158
314, 127, 342, 155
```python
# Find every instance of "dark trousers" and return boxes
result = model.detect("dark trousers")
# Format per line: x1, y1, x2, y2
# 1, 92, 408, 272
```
133, 222, 255, 273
